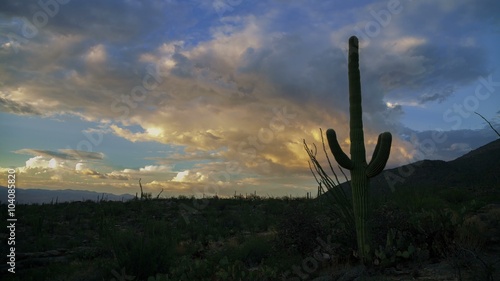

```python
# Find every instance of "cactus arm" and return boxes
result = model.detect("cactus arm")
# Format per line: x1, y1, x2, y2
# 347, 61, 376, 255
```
326, 129, 354, 170
366, 132, 392, 178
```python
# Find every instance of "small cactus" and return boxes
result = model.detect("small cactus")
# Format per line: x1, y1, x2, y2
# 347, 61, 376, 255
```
327, 36, 392, 263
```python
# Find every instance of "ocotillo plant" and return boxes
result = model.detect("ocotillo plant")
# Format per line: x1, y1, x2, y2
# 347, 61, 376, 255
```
327, 36, 392, 263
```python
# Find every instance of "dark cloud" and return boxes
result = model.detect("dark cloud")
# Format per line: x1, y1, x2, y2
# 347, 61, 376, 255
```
15, 149, 77, 160
390, 0, 500, 38
0, 96, 42, 115
368, 42, 489, 105
171, 53, 195, 78
412, 43, 487, 85
418, 85, 455, 104
457, 0, 500, 28
398, 127, 498, 161
353, 1, 496, 108
203, 131, 222, 140
236, 34, 350, 109
15, 148, 104, 160
59, 149, 105, 160
1, 0, 494, 123
0, 0, 198, 44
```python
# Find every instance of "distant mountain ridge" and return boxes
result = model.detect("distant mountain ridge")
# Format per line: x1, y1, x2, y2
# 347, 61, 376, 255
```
380, 139, 500, 187
326, 138, 500, 198
0, 187, 135, 205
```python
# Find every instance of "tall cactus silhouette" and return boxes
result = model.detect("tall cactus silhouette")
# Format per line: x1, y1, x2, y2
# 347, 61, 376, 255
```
327, 36, 392, 263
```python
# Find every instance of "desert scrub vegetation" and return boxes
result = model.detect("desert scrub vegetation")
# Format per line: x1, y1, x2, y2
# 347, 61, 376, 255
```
1, 189, 499, 280
0, 196, 320, 280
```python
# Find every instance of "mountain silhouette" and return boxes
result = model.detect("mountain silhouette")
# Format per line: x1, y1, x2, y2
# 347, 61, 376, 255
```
0, 187, 135, 204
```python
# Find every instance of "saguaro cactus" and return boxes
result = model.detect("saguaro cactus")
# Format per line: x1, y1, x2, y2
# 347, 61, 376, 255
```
327, 36, 392, 263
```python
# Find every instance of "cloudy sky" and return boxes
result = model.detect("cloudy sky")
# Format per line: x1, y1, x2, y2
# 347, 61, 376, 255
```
1, 0, 499, 197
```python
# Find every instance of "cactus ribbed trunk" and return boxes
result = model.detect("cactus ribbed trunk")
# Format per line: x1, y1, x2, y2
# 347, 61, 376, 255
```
327, 36, 392, 264
349, 36, 371, 262
351, 167, 371, 261
348, 36, 366, 166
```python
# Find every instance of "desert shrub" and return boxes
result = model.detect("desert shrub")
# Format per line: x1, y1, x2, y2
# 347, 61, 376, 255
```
169, 256, 213, 281
103, 220, 177, 280
233, 236, 274, 267
372, 204, 411, 248
408, 209, 459, 259
373, 228, 430, 267
437, 187, 471, 206
215, 256, 279, 281
388, 185, 449, 212
275, 203, 328, 255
